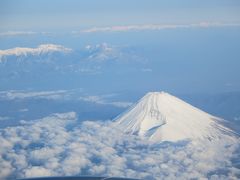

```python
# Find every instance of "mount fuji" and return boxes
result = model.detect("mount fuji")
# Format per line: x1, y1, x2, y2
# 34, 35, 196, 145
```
115, 91, 238, 142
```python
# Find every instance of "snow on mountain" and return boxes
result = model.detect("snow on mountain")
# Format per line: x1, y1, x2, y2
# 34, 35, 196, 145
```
0, 44, 72, 62
0, 43, 151, 90
84, 43, 123, 62
115, 91, 237, 142
84, 43, 146, 63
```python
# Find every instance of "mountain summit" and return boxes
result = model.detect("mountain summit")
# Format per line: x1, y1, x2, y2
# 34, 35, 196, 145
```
115, 92, 236, 142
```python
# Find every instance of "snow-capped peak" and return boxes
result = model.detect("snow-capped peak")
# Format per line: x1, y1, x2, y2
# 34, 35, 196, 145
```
0, 44, 72, 61
115, 91, 236, 142
36, 44, 72, 54
85, 43, 119, 62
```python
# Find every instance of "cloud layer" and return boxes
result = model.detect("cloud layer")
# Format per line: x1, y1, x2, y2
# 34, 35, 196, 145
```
0, 90, 132, 108
81, 22, 240, 33
79, 95, 132, 108
0, 112, 239, 180
1, 22, 239, 37
0, 90, 69, 100
0, 31, 38, 37
0, 31, 53, 37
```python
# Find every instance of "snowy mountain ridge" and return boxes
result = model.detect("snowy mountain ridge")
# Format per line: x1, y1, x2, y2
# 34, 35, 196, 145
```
115, 91, 237, 142
0, 44, 72, 62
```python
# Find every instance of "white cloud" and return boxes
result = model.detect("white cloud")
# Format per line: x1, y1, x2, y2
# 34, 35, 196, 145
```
0, 90, 132, 108
234, 117, 240, 121
0, 90, 70, 100
0, 116, 10, 121
0, 31, 37, 37
79, 95, 132, 108
18, 108, 29, 112
141, 68, 153, 72
0, 31, 51, 37
24, 167, 53, 177
81, 22, 240, 33
0, 112, 239, 180
0, 44, 72, 61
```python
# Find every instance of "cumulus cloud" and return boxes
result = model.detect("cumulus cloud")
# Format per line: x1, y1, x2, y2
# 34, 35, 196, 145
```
0, 112, 239, 180
0, 44, 72, 61
81, 22, 240, 33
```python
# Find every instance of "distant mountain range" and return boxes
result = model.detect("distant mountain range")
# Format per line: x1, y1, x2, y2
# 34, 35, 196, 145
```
0, 43, 148, 90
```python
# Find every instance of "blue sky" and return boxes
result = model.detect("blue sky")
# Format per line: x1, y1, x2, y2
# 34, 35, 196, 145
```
1, 0, 240, 30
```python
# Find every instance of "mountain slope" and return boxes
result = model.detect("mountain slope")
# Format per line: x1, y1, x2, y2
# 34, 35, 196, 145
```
115, 92, 237, 142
